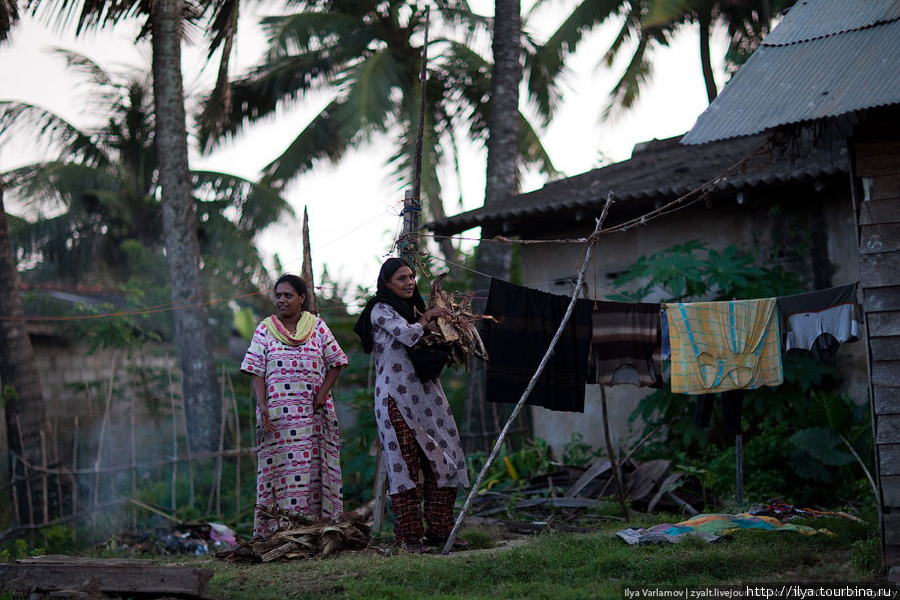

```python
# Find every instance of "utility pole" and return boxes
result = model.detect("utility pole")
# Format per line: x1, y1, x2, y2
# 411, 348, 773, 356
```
397, 7, 429, 269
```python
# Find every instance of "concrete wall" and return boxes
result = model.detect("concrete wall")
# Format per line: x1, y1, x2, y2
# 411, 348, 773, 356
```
516, 187, 864, 458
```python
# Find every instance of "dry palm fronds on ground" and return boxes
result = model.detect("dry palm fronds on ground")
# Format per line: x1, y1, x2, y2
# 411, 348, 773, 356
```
217, 506, 371, 563
417, 273, 496, 368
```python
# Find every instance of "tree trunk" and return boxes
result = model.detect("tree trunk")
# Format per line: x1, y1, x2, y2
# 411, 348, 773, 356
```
698, 6, 718, 103
150, 0, 221, 453
466, 0, 523, 452
0, 179, 57, 524
472, 0, 522, 301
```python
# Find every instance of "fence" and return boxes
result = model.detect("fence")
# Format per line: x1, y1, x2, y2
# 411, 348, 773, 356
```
2, 361, 258, 541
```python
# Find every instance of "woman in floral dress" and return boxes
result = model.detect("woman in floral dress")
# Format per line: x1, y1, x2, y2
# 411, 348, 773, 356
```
354, 258, 469, 551
242, 274, 348, 537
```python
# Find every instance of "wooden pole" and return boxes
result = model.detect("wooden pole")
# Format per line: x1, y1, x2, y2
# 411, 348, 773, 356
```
412, 7, 429, 202
94, 353, 117, 510
397, 8, 429, 267
301, 207, 318, 314
600, 387, 629, 521
10, 449, 21, 527
72, 415, 79, 542
174, 365, 196, 508
53, 411, 63, 521
170, 368, 178, 514
442, 194, 614, 555
371, 450, 388, 533
227, 375, 241, 520
16, 412, 34, 525
40, 430, 49, 525
209, 366, 227, 518
735, 434, 743, 504
131, 382, 137, 529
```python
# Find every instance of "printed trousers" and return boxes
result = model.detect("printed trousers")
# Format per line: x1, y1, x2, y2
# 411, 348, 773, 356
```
386, 397, 457, 544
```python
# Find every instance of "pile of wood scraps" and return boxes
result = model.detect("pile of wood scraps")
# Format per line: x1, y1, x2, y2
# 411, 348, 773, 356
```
217, 506, 371, 563
465, 457, 707, 533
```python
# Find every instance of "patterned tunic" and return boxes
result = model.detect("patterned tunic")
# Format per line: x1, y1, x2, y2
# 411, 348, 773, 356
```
241, 316, 348, 536
370, 303, 469, 495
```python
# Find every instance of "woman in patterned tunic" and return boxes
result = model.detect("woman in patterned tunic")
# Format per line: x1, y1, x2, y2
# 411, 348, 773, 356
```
354, 258, 470, 551
241, 274, 348, 537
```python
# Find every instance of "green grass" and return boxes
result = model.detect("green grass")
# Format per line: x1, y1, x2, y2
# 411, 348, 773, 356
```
194, 515, 877, 600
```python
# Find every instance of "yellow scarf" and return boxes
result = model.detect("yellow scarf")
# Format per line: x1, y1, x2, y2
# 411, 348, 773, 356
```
264, 313, 316, 346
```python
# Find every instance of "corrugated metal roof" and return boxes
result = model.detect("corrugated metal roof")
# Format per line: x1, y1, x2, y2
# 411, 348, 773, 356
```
681, 0, 900, 145
764, 0, 900, 45
429, 132, 848, 235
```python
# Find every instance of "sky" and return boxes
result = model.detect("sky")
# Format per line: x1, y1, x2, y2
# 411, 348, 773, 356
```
0, 3, 728, 305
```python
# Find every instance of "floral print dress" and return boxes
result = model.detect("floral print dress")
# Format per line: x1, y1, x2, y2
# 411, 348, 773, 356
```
370, 303, 469, 495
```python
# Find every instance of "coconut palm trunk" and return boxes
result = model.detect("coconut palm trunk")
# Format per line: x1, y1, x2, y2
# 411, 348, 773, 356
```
150, 0, 221, 453
0, 179, 57, 524
472, 0, 522, 297
698, 5, 718, 103
466, 0, 524, 450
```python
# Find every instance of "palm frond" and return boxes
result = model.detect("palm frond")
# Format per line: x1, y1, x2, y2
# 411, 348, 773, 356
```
603, 35, 653, 119
439, 40, 491, 140
3, 161, 120, 213
523, 31, 565, 125
196, 12, 376, 150
644, 0, 696, 27
518, 114, 558, 179
191, 170, 294, 232
261, 12, 373, 60
0, 101, 107, 166
542, 0, 626, 79
339, 48, 410, 133
0, 0, 20, 42
27, 0, 145, 35
260, 99, 355, 188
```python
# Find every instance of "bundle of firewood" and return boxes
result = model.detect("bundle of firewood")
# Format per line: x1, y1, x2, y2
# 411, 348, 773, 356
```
417, 273, 494, 369
218, 506, 371, 563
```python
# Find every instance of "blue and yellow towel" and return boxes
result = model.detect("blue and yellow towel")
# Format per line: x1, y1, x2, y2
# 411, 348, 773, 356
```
665, 299, 783, 395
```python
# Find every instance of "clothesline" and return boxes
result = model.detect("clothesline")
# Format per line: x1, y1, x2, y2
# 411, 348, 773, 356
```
480, 280, 861, 413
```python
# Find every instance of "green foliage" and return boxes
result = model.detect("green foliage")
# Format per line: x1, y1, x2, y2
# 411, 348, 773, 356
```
612, 240, 804, 302
620, 241, 871, 507
465, 438, 559, 492
205, 514, 872, 600
40, 525, 76, 554
561, 432, 603, 468
0, 384, 16, 408
850, 537, 881, 577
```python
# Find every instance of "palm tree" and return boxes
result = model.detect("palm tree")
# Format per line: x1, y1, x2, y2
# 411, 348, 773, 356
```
1, 50, 291, 453
539, 0, 795, 116
0, 168, 58, 526
0, 51, 288, 318
0, 0, 59, 526
23, 0, 261, 453
197, 0, 559, 267
472, 0, 523, 294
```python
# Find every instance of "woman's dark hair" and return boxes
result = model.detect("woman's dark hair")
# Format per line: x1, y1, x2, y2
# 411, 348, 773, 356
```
376, 257, 413, 295
274, 274, 309, 310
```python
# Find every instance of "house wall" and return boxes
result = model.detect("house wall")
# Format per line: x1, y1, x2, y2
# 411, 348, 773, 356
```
13, 336, 184, 476
852, 130, 900, 570
516, 186, 864, 459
